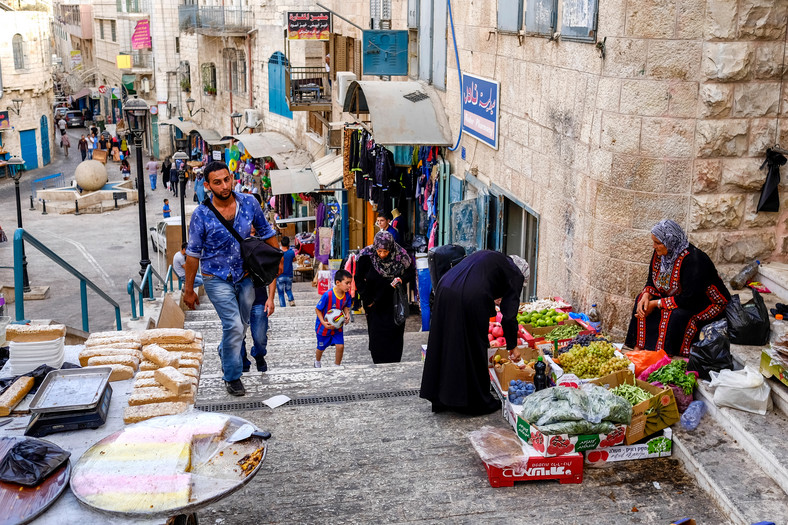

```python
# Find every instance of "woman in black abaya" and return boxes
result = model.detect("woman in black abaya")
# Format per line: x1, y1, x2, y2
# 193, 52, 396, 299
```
356, 231, 414, 363
420, 250, 527, 415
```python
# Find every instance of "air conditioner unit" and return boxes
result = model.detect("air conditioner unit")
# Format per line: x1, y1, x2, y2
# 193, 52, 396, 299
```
140, 77, 150, 94
336, 72, 357, 107
244, 109, 259, 128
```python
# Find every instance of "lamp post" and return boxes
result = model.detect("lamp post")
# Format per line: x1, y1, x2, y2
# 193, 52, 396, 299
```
172, 150, 189, 244
8, 157, 30, 292
123, 97, 152, 297
185, 97, 207, 118
230, 111, 243, 134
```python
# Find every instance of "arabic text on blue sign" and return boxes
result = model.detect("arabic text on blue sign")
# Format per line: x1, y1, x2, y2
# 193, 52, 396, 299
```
461, 74, 499, 149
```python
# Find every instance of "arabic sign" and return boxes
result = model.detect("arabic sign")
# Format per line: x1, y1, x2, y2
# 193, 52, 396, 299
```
0, 111, 9, 130
461, 73, 500, 150
287, 11, 331, 40
131, 20, 152, 49
70, 50, 83, 71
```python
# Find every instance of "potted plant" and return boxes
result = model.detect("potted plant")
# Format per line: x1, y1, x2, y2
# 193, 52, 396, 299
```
180, 78, 191, 92
203, 84, 216, 96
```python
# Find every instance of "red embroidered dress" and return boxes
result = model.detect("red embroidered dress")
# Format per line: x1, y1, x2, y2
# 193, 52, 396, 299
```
625, 245, 731, 356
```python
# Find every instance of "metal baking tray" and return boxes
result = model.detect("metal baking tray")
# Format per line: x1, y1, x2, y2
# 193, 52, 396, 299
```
28, 367, 112, 413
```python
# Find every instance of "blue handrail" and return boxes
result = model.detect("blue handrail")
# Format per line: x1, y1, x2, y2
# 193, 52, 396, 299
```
127, 264, 179, 320
14, 228, 122, 331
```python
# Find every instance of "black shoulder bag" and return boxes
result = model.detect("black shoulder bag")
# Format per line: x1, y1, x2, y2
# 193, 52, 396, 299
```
203, 197, 283, 287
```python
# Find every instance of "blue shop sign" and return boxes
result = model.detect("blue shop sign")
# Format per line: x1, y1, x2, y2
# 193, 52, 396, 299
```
461, 73, 499, 150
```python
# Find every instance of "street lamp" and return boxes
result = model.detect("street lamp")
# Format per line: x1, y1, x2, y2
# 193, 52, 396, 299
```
123, 96, 152, 297
6, 98, 23, 116
7, 157, 30, 292
230, 111, 243, 134
185, 97, 206, 118
172, 150, 189, 244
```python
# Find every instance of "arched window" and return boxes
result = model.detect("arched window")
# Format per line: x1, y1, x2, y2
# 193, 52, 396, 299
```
12, 34, 24, 70
201, 63, 216, 95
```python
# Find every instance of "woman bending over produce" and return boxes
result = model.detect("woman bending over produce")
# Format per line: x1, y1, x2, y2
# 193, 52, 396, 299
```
625, 220, 730, 357
420, 250, 528, 415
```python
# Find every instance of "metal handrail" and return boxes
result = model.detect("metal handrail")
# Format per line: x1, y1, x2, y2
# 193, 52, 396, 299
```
127, 264, 179, 320
13, 228, 122, 331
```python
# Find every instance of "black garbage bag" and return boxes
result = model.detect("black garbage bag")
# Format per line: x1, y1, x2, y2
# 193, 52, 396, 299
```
393, 283, 409, 327
0, 362, 80, 397
688, 319, 734, 381
0, 439, 71, 486
726, 289, 771, 346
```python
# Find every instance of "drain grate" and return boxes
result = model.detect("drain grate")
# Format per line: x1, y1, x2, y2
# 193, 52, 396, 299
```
196, 389, 421, 412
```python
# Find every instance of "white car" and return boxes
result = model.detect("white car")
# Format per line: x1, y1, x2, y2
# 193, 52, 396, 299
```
149, 217, 182, 253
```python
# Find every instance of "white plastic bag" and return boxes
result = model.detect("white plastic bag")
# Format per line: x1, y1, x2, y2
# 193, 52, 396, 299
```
709, 366, 772, 415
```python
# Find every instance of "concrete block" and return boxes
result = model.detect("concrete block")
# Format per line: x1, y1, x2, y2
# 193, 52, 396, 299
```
601, 113, 641, 154
719, 230, 775, 263
689, 231, 720, 260
602, 38, 648, 78
721, 157, 767, 191
646, 41, 702, 81
753, 42, 787, 80
738, 0, 788, 40
695, 119, 749, 157
610, 154, 664, 192
703, 43, 752, 82
625, 0, 677, 38
640, 117, 696, 158
620, 79, 670, 116
705, 0, 738, 39
664, 159, 693, 194
632, 193, 690, 231
698, 83, 734, 118
668, 82, 699, 119
676, 0, 705, 39
595, 184, 634, 227
732, 82, 781, 117
596, 76, 621, 112
748, 118, 778, 157
692, 160, 722, 194
742, 193, 778, 228
690, 194, 745, 230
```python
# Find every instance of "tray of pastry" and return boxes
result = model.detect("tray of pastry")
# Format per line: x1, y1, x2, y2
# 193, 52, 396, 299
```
28, 367, 112, 413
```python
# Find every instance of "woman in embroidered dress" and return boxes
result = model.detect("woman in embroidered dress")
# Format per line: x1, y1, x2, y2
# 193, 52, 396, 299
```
625, 220, 730, 356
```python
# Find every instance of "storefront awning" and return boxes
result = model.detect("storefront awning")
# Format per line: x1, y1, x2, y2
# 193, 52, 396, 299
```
159, 118, 199, 135
72, 87, 92, 100
122, 74, 136, 95
221, 132, 312, 170
311, 153, 343, 187
159, 119, 224, 144
269, 167, 319, 196
342, 80, 453, 146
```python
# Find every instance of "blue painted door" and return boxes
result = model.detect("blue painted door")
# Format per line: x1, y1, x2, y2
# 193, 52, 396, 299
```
40, 116, 50, 166
20, 129, 38, 170
268, 52, 292, 119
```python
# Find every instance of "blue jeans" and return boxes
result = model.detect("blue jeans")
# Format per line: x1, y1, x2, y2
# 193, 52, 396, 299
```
178, 274, 203, 288
149, 174, 157, 190
202, 275, 254, 382
276, 275, 294, 307
250, 304, 269, 362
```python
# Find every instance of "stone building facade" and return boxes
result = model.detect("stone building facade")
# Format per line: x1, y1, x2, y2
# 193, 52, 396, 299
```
427, 0, 788, 333
0, 10, 55, 170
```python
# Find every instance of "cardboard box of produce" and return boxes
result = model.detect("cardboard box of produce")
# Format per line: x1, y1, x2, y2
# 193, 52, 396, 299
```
760, 348, 788, 388
516, 415, 627, 457
521, 319, 594, 348
489, 347, 543, 390
482, 440, 583, 487
584, 428, 673, 466
590, 369, 679, 445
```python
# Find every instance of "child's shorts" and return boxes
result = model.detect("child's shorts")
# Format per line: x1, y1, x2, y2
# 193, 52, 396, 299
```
316, 331, 344, 350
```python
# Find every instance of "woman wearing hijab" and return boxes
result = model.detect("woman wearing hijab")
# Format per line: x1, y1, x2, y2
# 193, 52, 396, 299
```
355, 231, 414, 363
420, 250, 528, 415
625, 219, 730, 356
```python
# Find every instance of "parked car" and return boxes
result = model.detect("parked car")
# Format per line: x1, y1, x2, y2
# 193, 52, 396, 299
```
149, 217, 182, 253
54, 106, 69, 120
66, 110, 85, 128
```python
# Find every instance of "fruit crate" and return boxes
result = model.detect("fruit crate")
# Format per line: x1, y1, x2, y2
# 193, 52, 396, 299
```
522, 319, 594, 349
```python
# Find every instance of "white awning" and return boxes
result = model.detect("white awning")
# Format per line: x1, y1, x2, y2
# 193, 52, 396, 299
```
221, 132, 312, 169
342, 80, 453, 146
311, 153, 343, 187
269, 167, 319, 196
159, 119, 226, 145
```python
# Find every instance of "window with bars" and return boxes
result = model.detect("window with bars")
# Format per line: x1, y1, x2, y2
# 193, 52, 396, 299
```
12, 34, 24, 70
99, 20, 105, 40
201, 63, 217, 95
222, 48, 247, 94
111, 20, 117, 42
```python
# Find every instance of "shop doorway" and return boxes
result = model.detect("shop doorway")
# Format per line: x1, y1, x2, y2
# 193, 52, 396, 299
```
501, 196, 538, 300
40, 116, 50, 166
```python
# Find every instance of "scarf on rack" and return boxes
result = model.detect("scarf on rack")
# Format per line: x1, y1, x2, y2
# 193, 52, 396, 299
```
651, 219, 690, 276
359, 231, 411, 279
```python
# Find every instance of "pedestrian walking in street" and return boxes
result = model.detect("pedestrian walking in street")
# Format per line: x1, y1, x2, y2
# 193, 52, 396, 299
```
146, 156, 159, 190
120, 137, 129, 159
60, 133, 71, 158
110, 137, 121, 162
355, 231, 414, 364
163, 199, 171, 218
78, 135, 88, 161
277, 236, 296, 307
86, 133, 94, 159
182, 161, 280, 397
58, 117, 67, 137
314, 269, 352, 368
98, 135, 108, 150
170, 163, 180, 197
194, 171, 206, 203
120, 158, 131, 180
161, 157, 172, 191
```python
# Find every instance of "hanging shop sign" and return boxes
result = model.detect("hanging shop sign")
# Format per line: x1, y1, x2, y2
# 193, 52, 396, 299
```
70, 50, 83, 71
132, 20, 152, 50
461, 73, 500, 150
0, 111, 10, 130
98, 85, 107, 94
286, 11, 331, 40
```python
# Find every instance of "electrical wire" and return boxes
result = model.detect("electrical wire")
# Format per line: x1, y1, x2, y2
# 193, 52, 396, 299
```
447, 0, 463, 152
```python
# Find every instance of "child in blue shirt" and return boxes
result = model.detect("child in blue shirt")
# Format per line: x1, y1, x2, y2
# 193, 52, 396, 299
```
314, 269, 352, 368
277, 236, 296, 307
163, 199, 171, 218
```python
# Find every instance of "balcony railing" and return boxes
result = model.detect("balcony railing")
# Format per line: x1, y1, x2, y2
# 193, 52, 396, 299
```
285, 66, 331, 111
178, 6, 253, 32
117, 0, 149, 14
120, 50, 153, 69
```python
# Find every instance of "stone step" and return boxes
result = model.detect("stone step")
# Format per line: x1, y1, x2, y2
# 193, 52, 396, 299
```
693, 379, 788, 498
185, 317, 369, 340
186, 305, 361, 322
757, 262, 788, 302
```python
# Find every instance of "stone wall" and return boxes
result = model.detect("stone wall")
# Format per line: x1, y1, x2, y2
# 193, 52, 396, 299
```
438, 0, 788, 336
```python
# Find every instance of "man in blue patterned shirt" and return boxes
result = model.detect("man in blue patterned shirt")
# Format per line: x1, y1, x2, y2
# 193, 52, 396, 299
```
183, 161, 278, 397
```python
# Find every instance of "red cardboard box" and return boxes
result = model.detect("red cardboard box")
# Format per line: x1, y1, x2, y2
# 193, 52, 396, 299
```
482, 441, 583, 487
516, 414, 628, 457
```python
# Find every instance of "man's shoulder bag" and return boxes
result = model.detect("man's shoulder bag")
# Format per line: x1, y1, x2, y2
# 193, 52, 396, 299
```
203, 198, 283, 286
